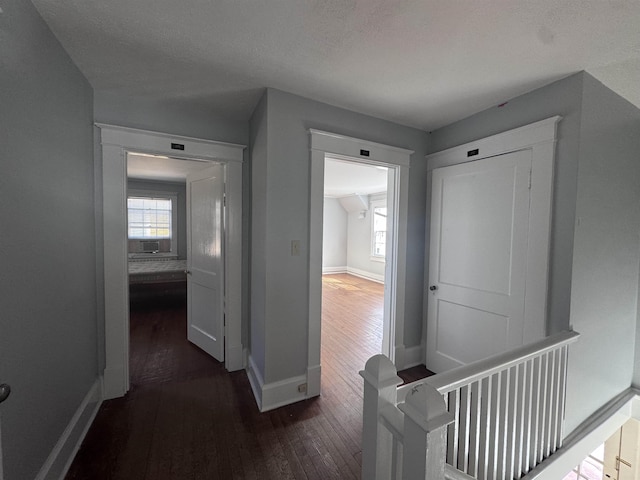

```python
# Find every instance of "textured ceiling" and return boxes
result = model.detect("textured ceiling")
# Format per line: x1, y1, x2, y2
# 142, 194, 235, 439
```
30, 0, 640, 130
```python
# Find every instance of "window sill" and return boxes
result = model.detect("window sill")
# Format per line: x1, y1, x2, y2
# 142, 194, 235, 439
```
370, 255, 386, 263
129, 253, 178, 260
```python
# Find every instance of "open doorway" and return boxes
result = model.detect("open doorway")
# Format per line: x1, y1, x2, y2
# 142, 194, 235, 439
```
321, 158, 389, 372
126, 152, 223, 389
98, 124, 245, 400
307, 129, 413, 398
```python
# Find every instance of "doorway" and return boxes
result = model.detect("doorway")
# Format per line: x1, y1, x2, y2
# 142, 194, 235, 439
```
126, 153, 225, 388
307, 129, 413, 397
321, 157, 389, 374
98, 124, 245, 400
424, 116, 560, 372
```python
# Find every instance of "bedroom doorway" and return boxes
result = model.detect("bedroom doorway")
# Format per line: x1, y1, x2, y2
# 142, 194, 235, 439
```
99, 124, 245, 400
126, 153, 225, 388
321, 158, 389, 371
307, 129, 413, 398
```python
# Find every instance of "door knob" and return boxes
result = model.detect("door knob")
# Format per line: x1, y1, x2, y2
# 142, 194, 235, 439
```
429, 285, 437, 291
0, 384, 11, 404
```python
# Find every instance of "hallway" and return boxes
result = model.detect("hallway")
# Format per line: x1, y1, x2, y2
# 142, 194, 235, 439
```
65, 275, 430, 479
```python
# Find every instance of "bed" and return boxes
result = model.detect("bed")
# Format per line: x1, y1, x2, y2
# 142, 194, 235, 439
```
128, 259, 187, 304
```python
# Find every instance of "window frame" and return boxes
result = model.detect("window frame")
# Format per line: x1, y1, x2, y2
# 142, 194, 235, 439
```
127, 189, 179, 258
370, 197, 387, 262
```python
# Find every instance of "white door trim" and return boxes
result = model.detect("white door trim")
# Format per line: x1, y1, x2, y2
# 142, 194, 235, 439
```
308, 129, 413, 396
424, 116, 561, 363
97, 124, 245, 400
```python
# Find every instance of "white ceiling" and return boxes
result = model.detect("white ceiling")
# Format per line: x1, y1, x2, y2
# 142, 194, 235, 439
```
31, 0, 640, 131
127, 153, 210, 182
324, 158, 387, 197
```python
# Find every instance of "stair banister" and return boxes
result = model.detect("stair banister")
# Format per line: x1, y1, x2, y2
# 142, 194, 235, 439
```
361, 354, 404, 480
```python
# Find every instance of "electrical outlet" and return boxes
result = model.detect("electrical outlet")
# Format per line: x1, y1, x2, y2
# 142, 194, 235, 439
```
291, 240, 300, 256
297, 383, 307, 393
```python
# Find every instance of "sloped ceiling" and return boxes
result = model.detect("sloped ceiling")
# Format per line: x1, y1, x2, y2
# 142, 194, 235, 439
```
30, 0, 640, 130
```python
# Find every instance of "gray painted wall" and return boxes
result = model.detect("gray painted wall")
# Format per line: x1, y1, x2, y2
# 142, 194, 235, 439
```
95, 91, 249, 145
429, 72, 640, 435
249, 93, 268, 378
428, 73, 584, 336
127, 179, 187, 259
564, 74, 640, 433
0, 1, 97, 478
322, 198, 348, 269
250, 88, 429, 384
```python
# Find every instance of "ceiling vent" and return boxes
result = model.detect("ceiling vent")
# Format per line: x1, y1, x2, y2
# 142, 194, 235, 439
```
338, 194, 369, 213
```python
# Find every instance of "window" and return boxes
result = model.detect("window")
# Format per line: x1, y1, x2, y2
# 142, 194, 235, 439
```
127, 191, 178, 256
371, 201, 387, 259
128, 197, 172, 238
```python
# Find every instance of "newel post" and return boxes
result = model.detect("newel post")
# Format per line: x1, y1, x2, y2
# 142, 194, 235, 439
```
399, 383, 454, 480
360, 354, 403, 480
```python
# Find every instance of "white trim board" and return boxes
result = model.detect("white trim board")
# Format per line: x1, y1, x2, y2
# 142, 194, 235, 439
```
523, 389, 640, 480
97, 124, 246, 400
346, 267, 384, 284
309, 129, 414, 390
247, 356, 312, 412
35, 379, 102, 480
322, 266, 347, 275
424, 116, 561, 367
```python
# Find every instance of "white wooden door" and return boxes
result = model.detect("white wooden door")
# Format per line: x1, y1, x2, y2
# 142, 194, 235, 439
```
186, 164, 225, 362
426, 150, 532, 372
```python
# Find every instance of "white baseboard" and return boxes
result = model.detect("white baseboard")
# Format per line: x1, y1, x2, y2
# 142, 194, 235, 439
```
35, 378, 103, 480
246, 355, 264, 411
261, 374, 308, 412
226, 343, 244, 372
347, 267, 384, 284
307, 364, 321, 398
401, 344, 424, 369
102, 364, 126, 400
246, 356, 311, 412
322, 266, 347, 274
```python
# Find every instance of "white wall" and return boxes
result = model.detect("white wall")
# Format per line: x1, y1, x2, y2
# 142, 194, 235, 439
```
322, 197, 347, 270
346, 194, 386, 281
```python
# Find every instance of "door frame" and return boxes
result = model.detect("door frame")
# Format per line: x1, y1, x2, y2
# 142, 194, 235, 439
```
308, 129, 413, 395
97, 124, 245, 400
423, 116, 562, 366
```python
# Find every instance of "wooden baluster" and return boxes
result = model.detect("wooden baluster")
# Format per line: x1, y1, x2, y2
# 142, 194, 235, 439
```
468, 380, 481, 478
360, 354, 403, 480
400, 382, 454, 480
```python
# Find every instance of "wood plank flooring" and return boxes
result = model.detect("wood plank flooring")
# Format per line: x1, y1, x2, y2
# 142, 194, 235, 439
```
65, 274, 432, 479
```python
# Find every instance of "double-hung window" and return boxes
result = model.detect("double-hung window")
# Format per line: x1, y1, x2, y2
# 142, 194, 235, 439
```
127, 191, 178, 256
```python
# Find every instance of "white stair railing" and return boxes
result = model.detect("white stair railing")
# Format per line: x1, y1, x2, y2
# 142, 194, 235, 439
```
361, 330, 579, 480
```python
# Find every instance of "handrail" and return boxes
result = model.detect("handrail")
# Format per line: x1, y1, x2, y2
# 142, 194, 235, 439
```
361, 330, 580, 480
398, 330, 579, 401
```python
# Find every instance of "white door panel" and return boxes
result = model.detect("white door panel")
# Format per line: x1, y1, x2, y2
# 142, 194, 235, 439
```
427, 150, 532, 372
187, 164, 224, 362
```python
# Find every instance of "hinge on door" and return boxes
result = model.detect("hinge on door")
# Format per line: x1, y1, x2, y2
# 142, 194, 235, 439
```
528, 169, 532, 189
223, 194, 226, 207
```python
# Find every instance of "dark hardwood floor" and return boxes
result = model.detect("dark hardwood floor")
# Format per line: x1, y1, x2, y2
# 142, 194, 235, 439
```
65, 274, 432, 479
